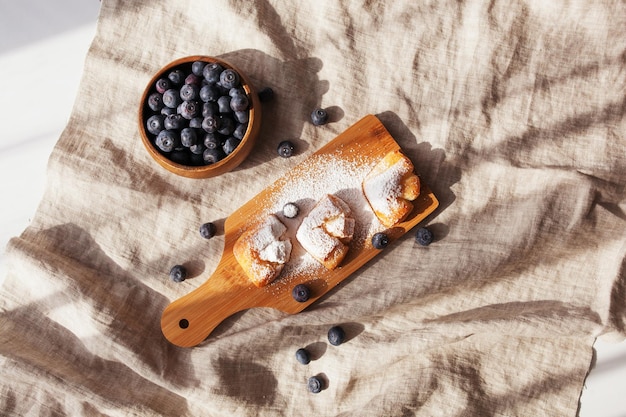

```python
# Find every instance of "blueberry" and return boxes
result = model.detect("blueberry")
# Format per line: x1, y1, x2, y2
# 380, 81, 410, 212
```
180, 84, 199, 101
277, 140, 295, 158
189, 143, 206, 155
307, 376, 323, 394
180, 127, 198, 147
230, 94, 249, 112
291, 283, 310, 302
189, 117, 203, 129
191, 60, 206, 76
371, 232, 389, 249
219, 69, 240, 89
168, 69, 185, 85
311, 109, 328, 126
148, 92, 164, 112
217, 95, 231, 113
415, 227, 433, 246
203, 133, 220, 149
229, 87, 246, 97
169, 265, 187, 283
327, 326, 345, 346
258, 87, 274, 102
203, 62, 223, 83
185, 73, 202, 85
164, 113, 186, 130
233, 123, 248, 140
203, 148, 225, 164
161, 106, 176, 116
200, 84, 220, 102
190, 152, 205, 166
199, 222, 217, 239
146, 115, 165, 135
222, 136, 240, 155
202, 115, 221, 133
155, 78, 171, 94
234, 110, 249, 124
217, 116, 235, 136
163, 89, 181, 109
155, 130, 180, 153
179, 100, 200, 119
202, 102, 219, 118
283, 202, 299, 218
295, 348, 311, 365
311, 108, 329, 125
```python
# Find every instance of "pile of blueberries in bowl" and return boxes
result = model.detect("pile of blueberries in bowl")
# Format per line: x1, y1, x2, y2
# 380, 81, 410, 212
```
139, 56, 261, 178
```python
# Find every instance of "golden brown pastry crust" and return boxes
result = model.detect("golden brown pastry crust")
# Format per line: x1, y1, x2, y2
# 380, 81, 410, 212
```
295, 194, 355, 270
362, 150, 420, 227
233, 214, 292, 287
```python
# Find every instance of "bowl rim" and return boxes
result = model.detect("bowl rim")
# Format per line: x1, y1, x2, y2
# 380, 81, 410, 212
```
138, 55, 261, 178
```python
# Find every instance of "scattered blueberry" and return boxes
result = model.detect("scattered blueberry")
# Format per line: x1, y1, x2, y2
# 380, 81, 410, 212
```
199, 222, 217, 239
327, 326, 345, 346
311, 108, 329, 125
258, 87, 274, 102
307, 376, 323, 394
291, 284, 310, 302
371, 232, 389, 249
415, 227, 433, 246
283, 202, 299, 219
277, 140, 295, 158
169, 265, 187, 283
295, 348, 311, 365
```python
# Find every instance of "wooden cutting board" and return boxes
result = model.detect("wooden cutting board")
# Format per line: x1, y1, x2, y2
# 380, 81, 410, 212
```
161, 114, 439, 347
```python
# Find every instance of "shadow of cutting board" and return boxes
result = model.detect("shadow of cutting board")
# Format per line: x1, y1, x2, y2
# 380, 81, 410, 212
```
161, 114, 439, 347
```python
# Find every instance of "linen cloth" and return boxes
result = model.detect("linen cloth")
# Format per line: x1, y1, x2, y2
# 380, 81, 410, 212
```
2, 0, 626, 415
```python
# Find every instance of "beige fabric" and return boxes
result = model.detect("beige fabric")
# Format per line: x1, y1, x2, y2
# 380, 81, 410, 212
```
2, 0, 626, 415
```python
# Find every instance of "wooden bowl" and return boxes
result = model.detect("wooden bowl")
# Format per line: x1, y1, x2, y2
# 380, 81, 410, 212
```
138, 56, 261, 178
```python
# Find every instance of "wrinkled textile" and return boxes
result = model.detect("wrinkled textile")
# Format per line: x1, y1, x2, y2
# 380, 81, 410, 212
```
2, 0, 626, 416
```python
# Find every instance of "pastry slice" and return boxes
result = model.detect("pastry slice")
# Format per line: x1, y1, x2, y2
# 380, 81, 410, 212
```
362, 150, 420, 227
233, 214, 292, 287
296, 194, 355, 270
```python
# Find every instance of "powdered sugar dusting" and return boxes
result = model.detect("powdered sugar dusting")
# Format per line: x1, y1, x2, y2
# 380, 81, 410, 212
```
258, 154, 387, 288
363, 157, 408, 217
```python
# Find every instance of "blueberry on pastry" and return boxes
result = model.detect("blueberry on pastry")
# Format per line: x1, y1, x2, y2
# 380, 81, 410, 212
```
233, 214, 292, 287
362, 150, 420, 227
295, 194, 355, 270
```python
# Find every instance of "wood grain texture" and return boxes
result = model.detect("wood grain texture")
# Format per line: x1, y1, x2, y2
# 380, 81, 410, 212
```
161, 115, 439, 347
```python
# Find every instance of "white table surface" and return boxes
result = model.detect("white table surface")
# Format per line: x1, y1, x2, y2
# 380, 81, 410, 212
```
0, 1, 624, 415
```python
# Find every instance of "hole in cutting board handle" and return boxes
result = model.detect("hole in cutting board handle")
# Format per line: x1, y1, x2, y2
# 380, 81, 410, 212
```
179, 319, 189, 329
